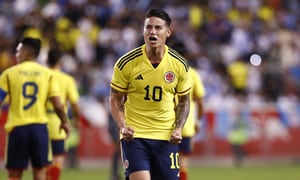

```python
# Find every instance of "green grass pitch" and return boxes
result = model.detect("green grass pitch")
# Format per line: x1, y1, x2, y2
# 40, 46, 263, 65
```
1, 164, 299, 180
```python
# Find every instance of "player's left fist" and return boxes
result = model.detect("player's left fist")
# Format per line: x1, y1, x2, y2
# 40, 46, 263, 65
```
170, 129, 182, 144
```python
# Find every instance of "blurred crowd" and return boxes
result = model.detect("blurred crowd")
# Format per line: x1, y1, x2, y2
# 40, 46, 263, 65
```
0, 0, 300, 115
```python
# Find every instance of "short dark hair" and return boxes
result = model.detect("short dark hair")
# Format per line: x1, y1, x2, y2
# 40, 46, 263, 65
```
20, 37, 41, 57
145, 9, 172, 27
47, 48, 63, 67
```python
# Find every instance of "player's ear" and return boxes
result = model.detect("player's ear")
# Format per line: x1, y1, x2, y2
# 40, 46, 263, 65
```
167, 28, 172, 38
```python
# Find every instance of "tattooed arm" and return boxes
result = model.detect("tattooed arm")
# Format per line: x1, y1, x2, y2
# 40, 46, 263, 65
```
170, 93, 190, 144
109, 87, 134, 141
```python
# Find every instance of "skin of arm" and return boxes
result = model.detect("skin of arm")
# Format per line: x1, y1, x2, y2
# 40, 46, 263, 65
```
70, 103, 81, 128
170, 93, 190, 144
194, 96, 204, 133
109, 87, 134, 141
50, 96, 70, 136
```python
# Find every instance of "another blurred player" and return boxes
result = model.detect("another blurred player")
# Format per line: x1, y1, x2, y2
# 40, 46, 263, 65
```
0, 37, 69, 180
46, 48, 80, 180
107, 108, 122, 180
179, 67, 205, 180
171, 41, 205, 180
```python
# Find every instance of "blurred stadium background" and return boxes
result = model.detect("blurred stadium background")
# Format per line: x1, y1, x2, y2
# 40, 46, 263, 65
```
1, 0, 300, 173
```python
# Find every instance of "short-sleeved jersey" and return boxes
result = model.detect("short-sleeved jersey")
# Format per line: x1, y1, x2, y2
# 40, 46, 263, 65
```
111, 44, 191, 140
181, 68, 205, 137
47, 69, 79, 140
0, 61, 60, 133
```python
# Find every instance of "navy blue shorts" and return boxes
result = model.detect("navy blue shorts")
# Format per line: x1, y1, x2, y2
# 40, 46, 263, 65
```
121, 138, 180, 180
178, 137, 192, 154
5, 124, 50, 169
51, 140, 65, 155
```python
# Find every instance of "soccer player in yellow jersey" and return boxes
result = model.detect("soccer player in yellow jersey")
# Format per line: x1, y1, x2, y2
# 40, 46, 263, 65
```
179, 67, 205, 180
0, 37, 70, 180
46, 48, 80, 180
110, 9, 191, 180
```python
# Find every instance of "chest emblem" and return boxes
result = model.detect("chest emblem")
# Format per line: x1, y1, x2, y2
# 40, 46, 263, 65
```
164, 71, 175, 83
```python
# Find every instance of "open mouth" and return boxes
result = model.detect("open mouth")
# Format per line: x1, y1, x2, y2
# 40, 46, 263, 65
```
149, 37, 157, 41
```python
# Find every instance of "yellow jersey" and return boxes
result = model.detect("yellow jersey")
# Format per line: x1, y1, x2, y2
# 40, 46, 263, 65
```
111, 44, 191, 140
182, 68, 205, 137
46, 69, 79, 140
0, 61, 60, 133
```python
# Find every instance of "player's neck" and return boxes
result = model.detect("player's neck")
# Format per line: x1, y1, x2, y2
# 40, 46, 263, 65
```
146, 46, 165, 63
19, 59, 36, 64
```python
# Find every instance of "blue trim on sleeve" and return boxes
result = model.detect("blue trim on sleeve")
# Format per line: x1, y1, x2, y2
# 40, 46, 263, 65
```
0, 88, 7, 101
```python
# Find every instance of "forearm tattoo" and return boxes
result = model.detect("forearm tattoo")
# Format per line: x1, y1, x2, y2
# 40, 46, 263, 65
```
111, 88, 125, 113
175, 94, 190, 129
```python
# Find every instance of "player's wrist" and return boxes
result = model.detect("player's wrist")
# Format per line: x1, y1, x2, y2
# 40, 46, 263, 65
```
174, 127, 182, 132
61, 120, 68, 124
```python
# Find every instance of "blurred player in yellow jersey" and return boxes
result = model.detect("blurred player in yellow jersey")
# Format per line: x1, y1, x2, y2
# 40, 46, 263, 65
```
171, 41, 205, 180
179, 67, 205, 180
0, 37, 70, 180
45, 48, 81, 180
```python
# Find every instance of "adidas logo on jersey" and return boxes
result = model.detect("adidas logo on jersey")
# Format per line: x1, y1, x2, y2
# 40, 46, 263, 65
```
135, 74, 143, 80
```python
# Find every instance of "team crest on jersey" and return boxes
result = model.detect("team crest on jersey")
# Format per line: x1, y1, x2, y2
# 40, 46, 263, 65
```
164, 71, 175, 83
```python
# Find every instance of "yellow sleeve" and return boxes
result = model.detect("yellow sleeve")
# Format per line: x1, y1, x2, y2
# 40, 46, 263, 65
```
67, 76, 79, 104
190, 68, 205, 98
48, 73, 61, 97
